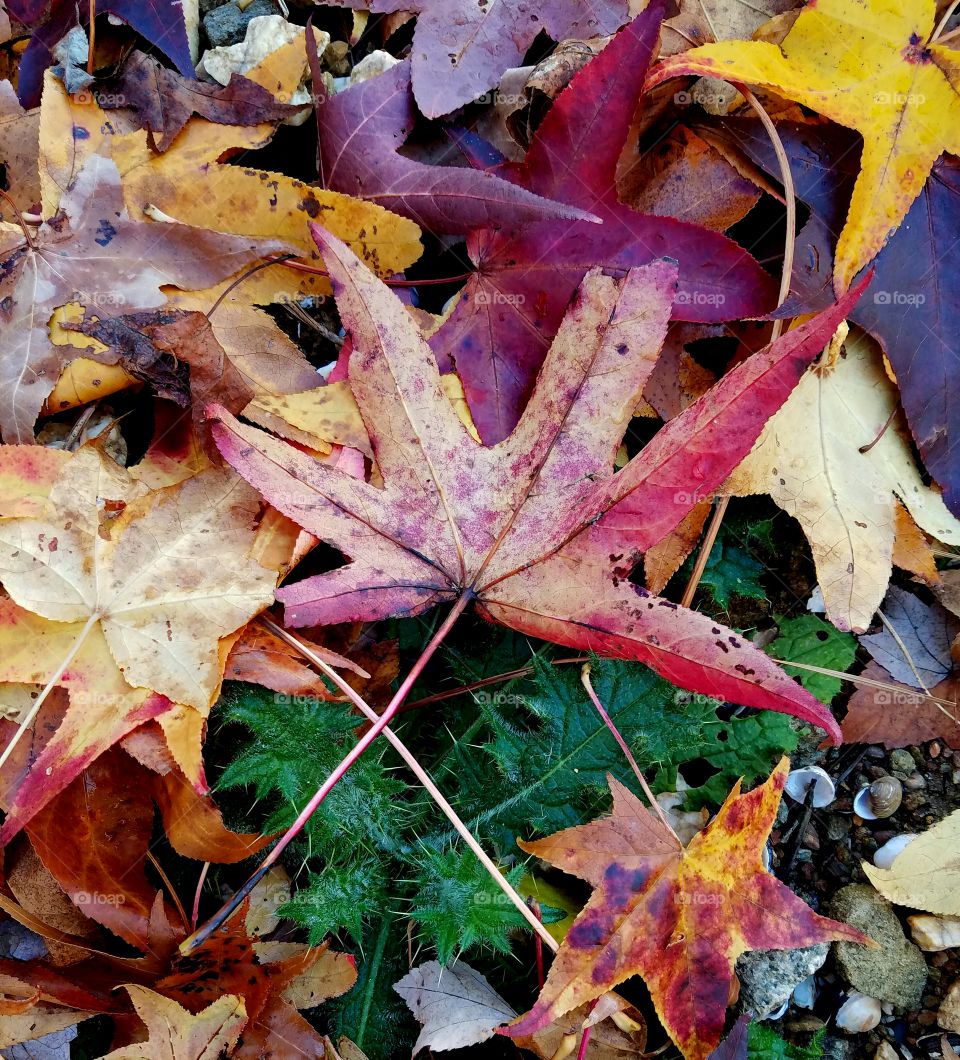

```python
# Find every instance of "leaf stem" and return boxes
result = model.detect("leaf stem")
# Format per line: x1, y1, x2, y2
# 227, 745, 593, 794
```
254, 615, 559, 952
580, 664, 681, 845
0, 189, 37, 250
0, 612, 98, 773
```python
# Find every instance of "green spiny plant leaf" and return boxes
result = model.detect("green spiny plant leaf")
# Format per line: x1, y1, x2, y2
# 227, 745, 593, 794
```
449, 657, 716, 847
327, 919, 415, 1060
216, 683, 409, 856
748, 1023, 824, 1058
280, 858, 388, 945
407, 845, 528, 963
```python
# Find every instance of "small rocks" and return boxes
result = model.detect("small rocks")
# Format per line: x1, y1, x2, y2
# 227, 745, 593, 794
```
939, 981, 960, 1033
836, 991, 882, 1033
203, 0, 277, 49
909, 915, 960, 952
827, 885, 928, 1008
889, 749, 916, 775
873, 1043, 899, 1060
735, 943, 829, 1019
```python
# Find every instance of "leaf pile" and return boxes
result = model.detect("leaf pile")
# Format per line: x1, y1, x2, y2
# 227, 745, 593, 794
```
1, 0, 958, 1057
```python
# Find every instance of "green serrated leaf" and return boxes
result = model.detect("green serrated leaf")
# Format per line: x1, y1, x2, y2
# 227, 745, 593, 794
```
447, 657, 716, 847
748, 1023, 824, 1058
685, 711, 799, 809
767, 614, 857, 703
280, 859, 388, 945
216, 683, 409, 858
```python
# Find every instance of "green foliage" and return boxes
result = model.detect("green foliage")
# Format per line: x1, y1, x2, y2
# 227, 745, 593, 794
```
326, 919, 415, 1060
767, 613, 858, 703
217, 683, 409, 856
448, 656, 716, 847
748, 1023, 824, 1058
408, 845, 528, 963
678, 528, 767, 610
684, 710, 799, 809
280, 859, 388, 945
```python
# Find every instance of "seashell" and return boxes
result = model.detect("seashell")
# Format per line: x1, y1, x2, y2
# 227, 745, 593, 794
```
835, 991, 882, 1033
784, 766, 836, 808
763, 998, 789, 1021
793, 975, 817, 1010
853, 776, 902, 820
873, 833, 917, 869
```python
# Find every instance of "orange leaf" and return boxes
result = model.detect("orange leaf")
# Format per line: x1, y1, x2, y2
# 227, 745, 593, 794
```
505, 759, 870, 1059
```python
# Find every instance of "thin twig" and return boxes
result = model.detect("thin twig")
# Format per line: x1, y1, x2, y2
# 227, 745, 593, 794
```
0, 188, 37, 249
250, 616, 559, 951
191, 862, 210, 931
933, 0, 960, 41
207, 256, 294, 319
858, 404, 899, 453
87, 0, 96, 76
147, 851, 188, 930
876, 608, 932, 695
182, 594, 487, 953
581, 664, 682, 844
399, 655, 589, 713
679, 495, 728, 609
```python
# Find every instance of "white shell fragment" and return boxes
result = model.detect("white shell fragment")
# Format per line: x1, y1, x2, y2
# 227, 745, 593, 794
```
873, 833, 917, 869
784, 766, 836, 808
836, 992, 882, 1033
908, 914, 960, 952
793, 976, 817, 1010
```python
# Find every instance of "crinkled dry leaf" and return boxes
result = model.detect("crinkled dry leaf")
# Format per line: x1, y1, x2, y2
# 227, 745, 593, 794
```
864, 810, 960, 915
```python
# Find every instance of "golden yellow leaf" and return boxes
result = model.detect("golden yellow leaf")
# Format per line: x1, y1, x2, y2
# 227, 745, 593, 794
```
103, 986, 247, 1060
649, 0, 960, 288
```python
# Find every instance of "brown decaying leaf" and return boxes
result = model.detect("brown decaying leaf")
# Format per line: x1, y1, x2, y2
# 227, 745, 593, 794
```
841, 661, 960, 749
96, 50, 300, 152
0, 153, 294, 445
0, 79, 40, 220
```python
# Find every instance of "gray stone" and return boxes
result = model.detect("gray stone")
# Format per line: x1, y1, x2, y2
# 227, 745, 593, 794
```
736, 944, 829, 1019
827, 884, 928, 1008
889, 749, 915, 775
199, 0, 230, 14
203, 0, 277, 48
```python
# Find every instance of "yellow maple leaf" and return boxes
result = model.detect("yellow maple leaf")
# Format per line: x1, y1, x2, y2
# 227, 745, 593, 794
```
648, 0, 960, 290
103, 986, 247, 1060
